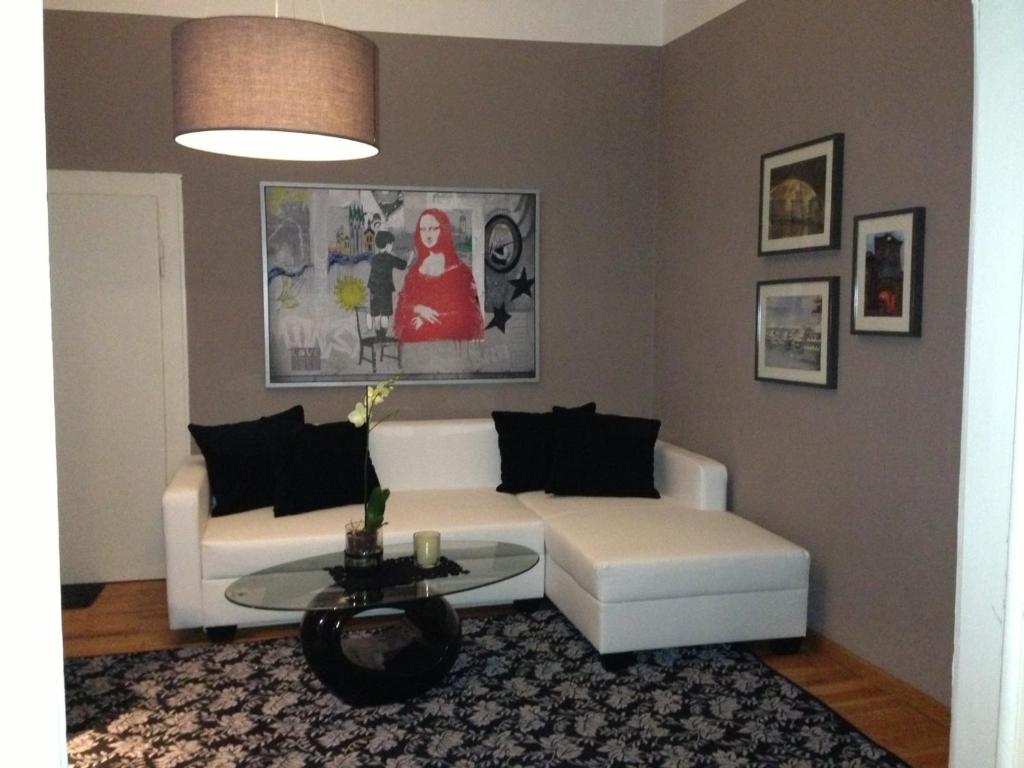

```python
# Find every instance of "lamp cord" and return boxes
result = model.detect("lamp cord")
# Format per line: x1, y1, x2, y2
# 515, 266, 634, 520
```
274, 0, 326, 25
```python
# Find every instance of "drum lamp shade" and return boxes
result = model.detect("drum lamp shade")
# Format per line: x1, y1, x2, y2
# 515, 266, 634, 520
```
172, 16, 379, 161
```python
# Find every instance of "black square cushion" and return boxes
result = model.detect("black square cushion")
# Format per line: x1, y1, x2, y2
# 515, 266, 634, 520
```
268, 420, 380, 517
547, 411, 661, 498
492, 403, 596, 493
188, 405, 304, 516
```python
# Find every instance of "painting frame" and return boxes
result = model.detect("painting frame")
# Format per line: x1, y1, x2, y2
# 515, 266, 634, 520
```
261, 182, 540, 387
850, 207, 925, 337
759, 133, 844, 255
755, 276, 840, 388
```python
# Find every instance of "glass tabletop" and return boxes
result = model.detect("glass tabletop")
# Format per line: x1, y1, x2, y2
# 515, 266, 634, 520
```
225, 540, 540, 612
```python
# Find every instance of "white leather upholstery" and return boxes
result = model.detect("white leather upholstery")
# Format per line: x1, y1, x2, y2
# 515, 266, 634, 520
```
163, 416, 809, 656
518, 490, 810, 653
520, 497, 809, 602
371, 488, 546, 550
201, 488, 545, 597
545, 557, 809, 654
203, 489, 542, 577
202, 504, 355, 580
164, 418, 524, 629
368, 419, 501, 490
161, 455, 209, 629
654, 441, 728, 511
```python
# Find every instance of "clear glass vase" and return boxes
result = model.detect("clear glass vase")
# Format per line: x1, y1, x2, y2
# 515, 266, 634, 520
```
344, 522, 383, 570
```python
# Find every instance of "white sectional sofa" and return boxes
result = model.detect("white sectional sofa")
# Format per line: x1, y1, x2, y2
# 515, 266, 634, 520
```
163, 418, 810, 654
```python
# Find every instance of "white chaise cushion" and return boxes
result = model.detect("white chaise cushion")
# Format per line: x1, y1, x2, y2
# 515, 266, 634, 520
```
203, 489, 543, 580
519, 495, 809, 603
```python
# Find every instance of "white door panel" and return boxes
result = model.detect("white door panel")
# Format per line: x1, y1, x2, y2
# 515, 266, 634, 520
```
48, 172, 188, 583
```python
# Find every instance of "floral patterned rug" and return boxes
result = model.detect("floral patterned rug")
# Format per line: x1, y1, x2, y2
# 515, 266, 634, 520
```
65, 603, 907, 767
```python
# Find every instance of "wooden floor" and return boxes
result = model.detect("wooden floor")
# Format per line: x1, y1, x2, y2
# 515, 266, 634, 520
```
62, 580, 950, 767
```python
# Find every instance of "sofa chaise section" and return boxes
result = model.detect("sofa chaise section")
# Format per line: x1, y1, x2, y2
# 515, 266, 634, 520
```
518, 494, 810, 653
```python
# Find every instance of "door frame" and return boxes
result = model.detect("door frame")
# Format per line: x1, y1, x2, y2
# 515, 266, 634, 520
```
951, 1, 1024, 765
46, 171, 190, 484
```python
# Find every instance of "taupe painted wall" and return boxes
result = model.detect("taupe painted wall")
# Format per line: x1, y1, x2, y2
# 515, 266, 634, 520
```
45, 4, 973, 705
44, 10, 661, 425
655, 0, 972, 703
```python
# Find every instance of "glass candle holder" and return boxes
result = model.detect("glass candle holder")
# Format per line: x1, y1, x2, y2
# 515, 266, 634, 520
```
413, 530, 441, 568
344, 521, 383, 570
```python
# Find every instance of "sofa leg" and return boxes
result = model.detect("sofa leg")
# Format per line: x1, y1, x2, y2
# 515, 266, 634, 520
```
205, 625, 237, 643
599, 652, 635, 672
513, 598, 548, 614
769, 637, 804, 655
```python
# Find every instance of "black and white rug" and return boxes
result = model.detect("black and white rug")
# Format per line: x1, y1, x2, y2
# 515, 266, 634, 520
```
65, 604, 908, 767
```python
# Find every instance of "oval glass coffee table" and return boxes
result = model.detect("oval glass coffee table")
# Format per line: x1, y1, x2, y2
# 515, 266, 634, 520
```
226, 540, 539, 705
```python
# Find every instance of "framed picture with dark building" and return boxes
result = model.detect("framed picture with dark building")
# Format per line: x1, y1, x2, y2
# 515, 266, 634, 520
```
759, 134, 844, 255
755, 277, 839, 388
851, 207, 925, 336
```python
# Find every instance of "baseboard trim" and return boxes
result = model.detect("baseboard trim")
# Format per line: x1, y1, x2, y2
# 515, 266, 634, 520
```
806, 630, 951, 728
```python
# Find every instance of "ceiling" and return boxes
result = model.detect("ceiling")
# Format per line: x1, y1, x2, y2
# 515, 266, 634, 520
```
42, 0, 747, 46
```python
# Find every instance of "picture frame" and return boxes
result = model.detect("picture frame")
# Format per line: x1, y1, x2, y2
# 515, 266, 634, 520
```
759, 133, 844, 255
851, 207, 925, 336
261, 182, 539, 386
755, 277, 840, 388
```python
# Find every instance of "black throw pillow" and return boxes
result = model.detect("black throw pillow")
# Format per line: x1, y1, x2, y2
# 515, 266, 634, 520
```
269, 420, 379, 517
547, 411, 661, 498
188, 405, 305, 517
492, 402, 596, 493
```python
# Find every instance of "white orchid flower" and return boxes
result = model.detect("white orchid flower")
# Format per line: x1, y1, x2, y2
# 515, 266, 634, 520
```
347, 402, 368, 427
348, 374, 400, 532
348, 376, 399, 431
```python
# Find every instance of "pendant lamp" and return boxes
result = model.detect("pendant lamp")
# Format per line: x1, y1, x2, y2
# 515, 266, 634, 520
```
172, 16, 378, 161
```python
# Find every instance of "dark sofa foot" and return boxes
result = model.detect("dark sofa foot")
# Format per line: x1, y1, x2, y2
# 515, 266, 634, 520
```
599, 652, 636, 672
769, 637, 804, 655
513, 598, 548, 614
205, 625, 238, 643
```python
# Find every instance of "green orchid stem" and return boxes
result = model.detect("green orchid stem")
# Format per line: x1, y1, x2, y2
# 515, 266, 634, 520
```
365, 486, 389, 531
363, 385, 371, 529
355, 374, 400, 531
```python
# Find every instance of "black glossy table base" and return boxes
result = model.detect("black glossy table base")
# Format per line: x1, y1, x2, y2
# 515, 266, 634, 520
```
300, 596, 461, 706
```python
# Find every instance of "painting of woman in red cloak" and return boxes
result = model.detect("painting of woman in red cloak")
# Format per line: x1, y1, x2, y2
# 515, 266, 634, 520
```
393, 209, 485, 343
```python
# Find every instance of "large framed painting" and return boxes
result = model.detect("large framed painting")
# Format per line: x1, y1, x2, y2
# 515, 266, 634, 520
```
262, 183, 539, 386
851, 207, 925, 336
755, 277, 840, 388
759, 133, 844, 255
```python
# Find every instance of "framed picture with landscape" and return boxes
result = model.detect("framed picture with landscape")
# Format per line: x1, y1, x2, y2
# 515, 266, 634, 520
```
851, 207, 925, 336
755, 277, 839, 388
759, 133, 844, 255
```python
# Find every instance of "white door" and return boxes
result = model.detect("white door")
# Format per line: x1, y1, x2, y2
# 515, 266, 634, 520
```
48, 171, 189, 583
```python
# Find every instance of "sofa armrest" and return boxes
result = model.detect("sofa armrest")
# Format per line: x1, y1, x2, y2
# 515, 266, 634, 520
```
654, 441, 727, 510
162, 455, 210, 629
